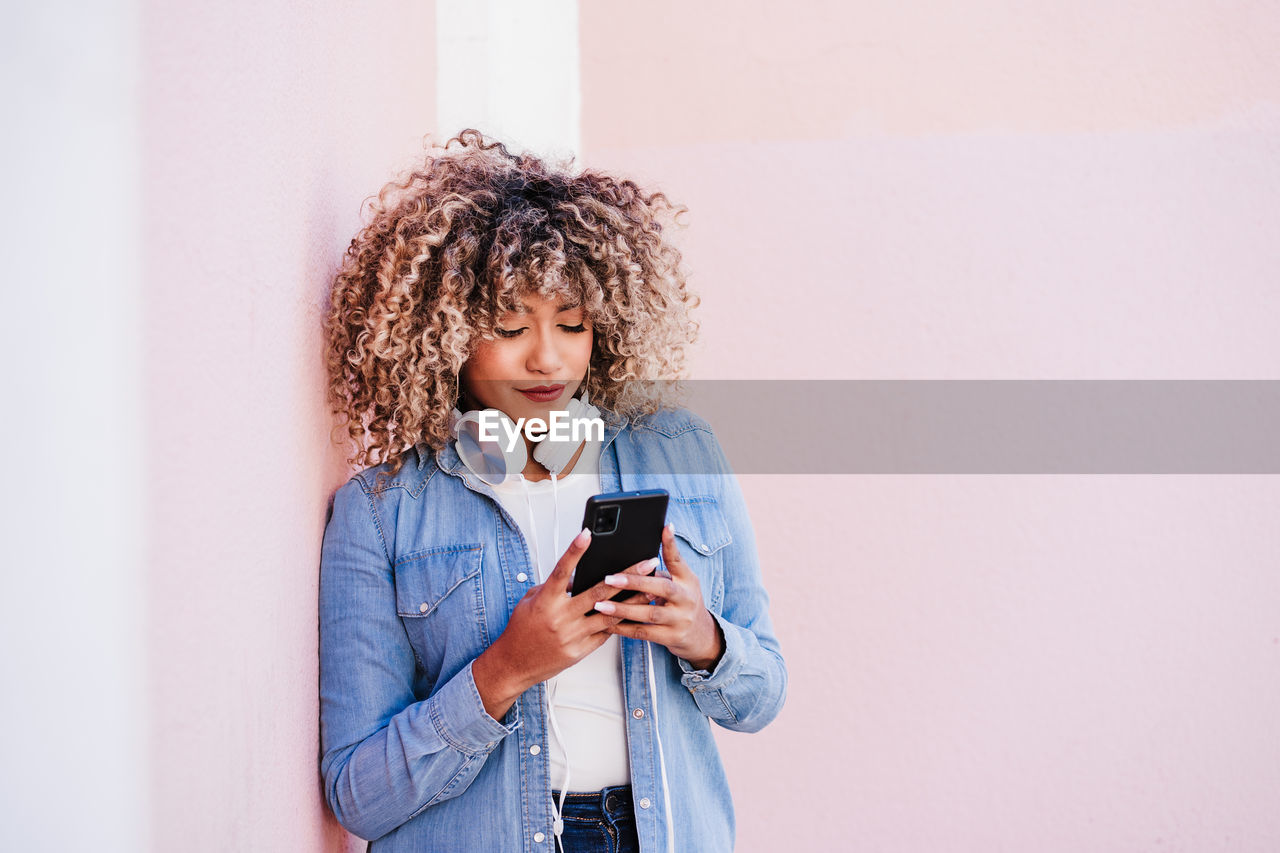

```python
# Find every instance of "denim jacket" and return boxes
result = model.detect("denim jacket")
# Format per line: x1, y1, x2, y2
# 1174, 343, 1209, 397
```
319, 406, 787, 852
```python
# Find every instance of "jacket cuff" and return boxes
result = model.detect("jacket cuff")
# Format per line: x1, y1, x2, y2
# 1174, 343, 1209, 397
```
677, 611, 745, 691
429, 659, 521, 755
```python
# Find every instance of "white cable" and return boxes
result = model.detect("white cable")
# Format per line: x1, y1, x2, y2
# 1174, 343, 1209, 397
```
545, 469, 572, 851
519, 473, 540, 586
520, 473, 571, 852
551, 469, 560, 563
645, 642, 676, 853
546, 677, 571, 850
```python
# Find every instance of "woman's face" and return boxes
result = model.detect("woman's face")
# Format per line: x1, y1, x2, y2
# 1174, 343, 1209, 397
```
460, 291, 593, 422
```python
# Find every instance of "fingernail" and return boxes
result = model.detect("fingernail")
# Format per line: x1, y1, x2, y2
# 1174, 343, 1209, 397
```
575, 528, 591, 546
594, 600, 616, 614
665, 523, 675, 537
604, 574, 626, 587
644, 557, 660, 573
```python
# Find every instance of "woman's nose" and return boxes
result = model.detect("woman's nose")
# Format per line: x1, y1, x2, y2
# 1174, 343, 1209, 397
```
525, 330, 564, 374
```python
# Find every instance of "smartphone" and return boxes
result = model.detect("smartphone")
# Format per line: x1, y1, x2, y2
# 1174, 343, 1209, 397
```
570, 489, 670, 597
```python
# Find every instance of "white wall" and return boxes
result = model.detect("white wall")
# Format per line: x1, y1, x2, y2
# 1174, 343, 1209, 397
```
1, 1, 149, 848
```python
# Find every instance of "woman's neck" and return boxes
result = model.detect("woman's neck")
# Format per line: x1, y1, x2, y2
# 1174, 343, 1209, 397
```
519, 439, 586, 482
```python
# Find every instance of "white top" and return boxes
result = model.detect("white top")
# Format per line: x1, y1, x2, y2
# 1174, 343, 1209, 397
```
488, 438, 631, 792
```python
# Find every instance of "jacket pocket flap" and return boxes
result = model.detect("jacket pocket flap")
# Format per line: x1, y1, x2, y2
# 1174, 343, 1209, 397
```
394, 544, 483, 618
666, 497, 732, 557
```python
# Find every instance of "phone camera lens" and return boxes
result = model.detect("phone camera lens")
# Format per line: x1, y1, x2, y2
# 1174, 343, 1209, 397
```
594, 505, 620, 535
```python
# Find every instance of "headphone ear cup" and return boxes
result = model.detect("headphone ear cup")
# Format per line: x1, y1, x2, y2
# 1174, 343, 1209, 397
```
453, 409, 527, 485
531, 397, 602, 475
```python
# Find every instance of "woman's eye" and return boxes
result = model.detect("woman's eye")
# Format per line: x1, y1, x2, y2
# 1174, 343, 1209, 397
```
560, 324, 587, 333
495, 327, 525, 338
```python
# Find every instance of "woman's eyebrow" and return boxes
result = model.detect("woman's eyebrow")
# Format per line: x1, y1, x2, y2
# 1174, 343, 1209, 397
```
508, 299, 582, 315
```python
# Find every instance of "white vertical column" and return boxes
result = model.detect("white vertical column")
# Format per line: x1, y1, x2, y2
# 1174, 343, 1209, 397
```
0, 2, 148, 849
436, 0, 581, 161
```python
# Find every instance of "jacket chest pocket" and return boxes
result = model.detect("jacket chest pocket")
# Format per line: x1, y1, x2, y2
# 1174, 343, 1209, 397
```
665, 497, 732, 614
394, 544, 489, 682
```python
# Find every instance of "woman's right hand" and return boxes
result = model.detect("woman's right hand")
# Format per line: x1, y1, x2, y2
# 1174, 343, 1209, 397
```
471, 528, 656, 721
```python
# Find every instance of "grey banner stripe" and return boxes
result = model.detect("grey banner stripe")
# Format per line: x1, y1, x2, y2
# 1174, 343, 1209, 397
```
639, 381, 1280, 474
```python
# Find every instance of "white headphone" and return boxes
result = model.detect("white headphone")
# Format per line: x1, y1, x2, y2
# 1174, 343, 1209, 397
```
449, 387, 601, 486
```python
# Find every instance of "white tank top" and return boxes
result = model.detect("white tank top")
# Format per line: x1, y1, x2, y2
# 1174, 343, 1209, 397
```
489, 438, 631, 791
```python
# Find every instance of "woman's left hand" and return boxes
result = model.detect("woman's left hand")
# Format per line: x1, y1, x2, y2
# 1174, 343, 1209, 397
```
595, 523, 725, 671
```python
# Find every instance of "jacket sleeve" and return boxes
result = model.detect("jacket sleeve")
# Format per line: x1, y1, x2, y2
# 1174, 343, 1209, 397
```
675, 426, 788, 733
318, 477, 520, 841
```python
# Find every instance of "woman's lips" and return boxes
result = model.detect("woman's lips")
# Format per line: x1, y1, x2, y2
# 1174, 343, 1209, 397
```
517, 384, 565, 402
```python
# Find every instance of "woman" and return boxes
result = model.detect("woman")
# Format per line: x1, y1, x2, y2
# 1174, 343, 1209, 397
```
319, 129, 786, 853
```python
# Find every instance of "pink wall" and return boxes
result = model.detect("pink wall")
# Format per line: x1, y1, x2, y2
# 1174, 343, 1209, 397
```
581, 2, 1280, 851
124, 2, 1280, 849
141, 1, 434, 848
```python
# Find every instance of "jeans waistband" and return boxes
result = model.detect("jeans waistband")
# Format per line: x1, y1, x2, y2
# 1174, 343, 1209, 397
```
551, 785, 633, 820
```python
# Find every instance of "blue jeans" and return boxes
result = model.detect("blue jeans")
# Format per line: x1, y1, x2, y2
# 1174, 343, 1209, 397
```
551, 786, 640, 853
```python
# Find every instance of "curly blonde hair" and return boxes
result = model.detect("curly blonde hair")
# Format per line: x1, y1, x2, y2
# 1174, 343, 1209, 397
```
323, 129, 701, 479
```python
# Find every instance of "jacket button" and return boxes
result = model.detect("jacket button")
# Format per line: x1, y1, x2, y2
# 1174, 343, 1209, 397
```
516, 572, 528, 582
632, 708, 644, 719
639, 798, 651, 809
418, 602, 428, 613
529, 744, 541, 755
533, 832, 545, 843
699, 544, 710, 553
